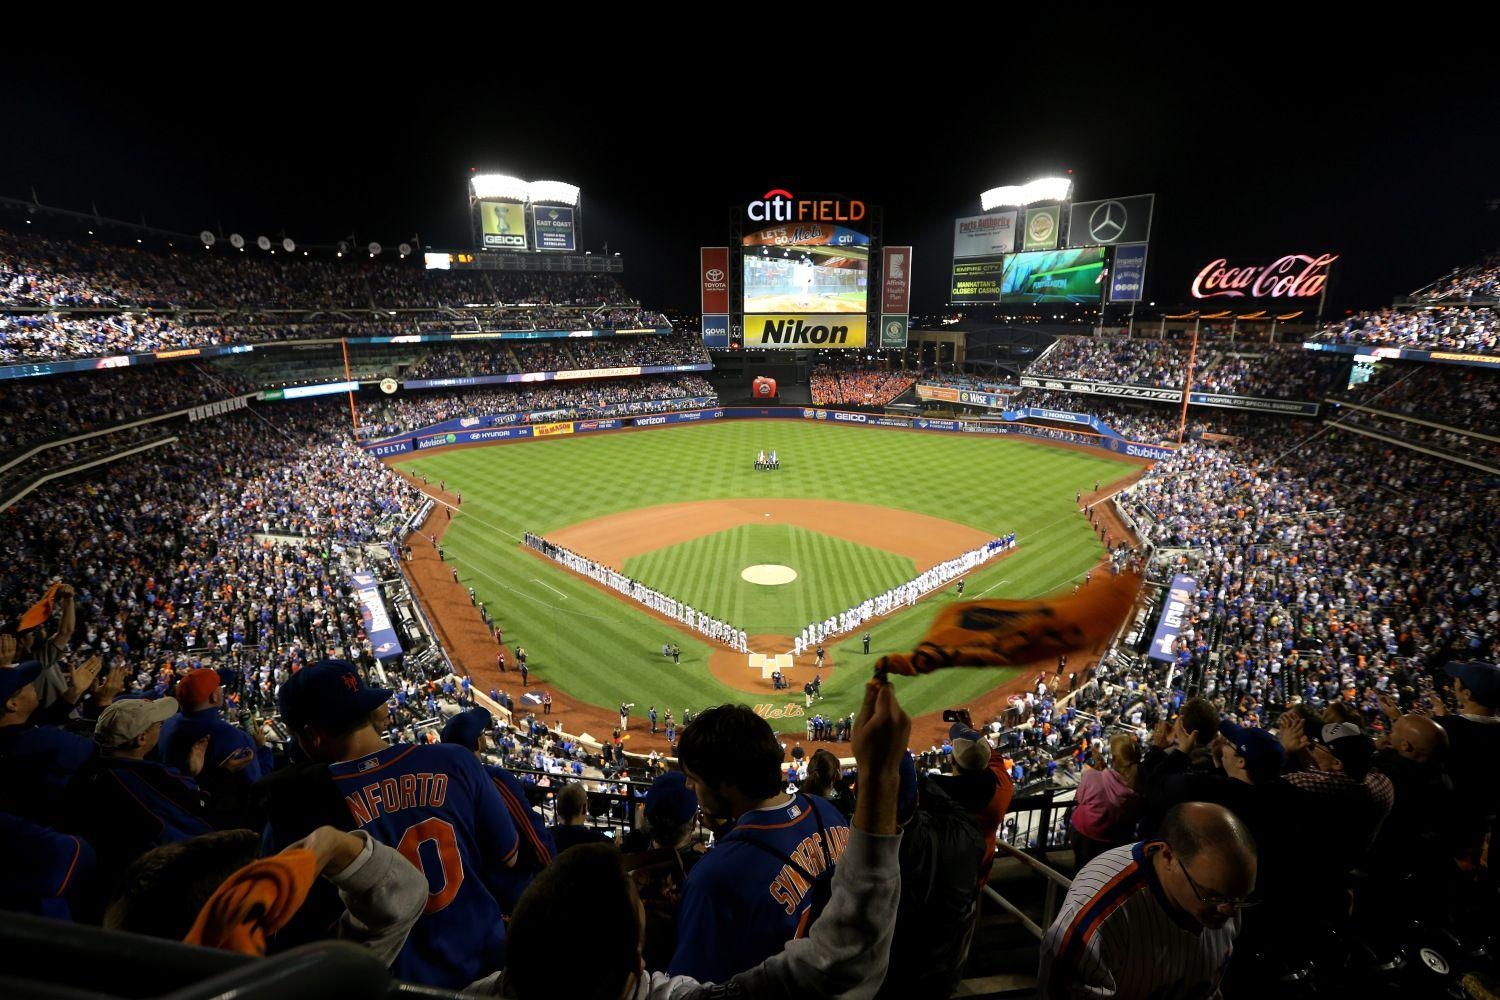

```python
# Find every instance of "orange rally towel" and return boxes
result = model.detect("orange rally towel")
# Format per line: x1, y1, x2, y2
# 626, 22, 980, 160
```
183, 849, 320, 956
875, 571, 1142, 676
18, 583, 60, 631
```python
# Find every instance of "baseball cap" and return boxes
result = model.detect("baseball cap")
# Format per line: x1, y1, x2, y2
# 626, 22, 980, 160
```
1218, 720, 1285, 783
1317, 722, 1374, 776
176, 668, 221, 710
95, 697, 179, 749
440, 706, 492, 750
277, 660, 392, 733
644, 771, 699, 829
949, 723, 992, 771
0, 661, 44, 706
1445, 661, 1500, 708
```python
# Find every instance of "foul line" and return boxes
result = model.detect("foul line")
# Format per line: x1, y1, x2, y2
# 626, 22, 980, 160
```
531, 578, 570, 600
976, 578, 1010, 598
452, 558, 623, 623
416, 490, 523, 542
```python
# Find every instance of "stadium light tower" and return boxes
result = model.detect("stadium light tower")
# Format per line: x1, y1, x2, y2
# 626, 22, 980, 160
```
979, 177, 1072, 210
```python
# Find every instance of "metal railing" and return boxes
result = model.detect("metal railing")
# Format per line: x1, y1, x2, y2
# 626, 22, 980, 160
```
983, 839, 1074, 941
0, 911, 439, 1000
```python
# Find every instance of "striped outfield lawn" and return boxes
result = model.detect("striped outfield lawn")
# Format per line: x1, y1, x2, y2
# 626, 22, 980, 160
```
623, 524, 916, 635
395, 420, 1136, 733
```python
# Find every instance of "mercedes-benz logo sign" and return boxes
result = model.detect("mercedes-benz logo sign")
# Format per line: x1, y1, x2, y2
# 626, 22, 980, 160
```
1088, 201, 1127, 244
705, 268, 725, 282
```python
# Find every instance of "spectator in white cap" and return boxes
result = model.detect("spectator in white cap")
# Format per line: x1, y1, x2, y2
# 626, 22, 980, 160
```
931, 719, 1014, 887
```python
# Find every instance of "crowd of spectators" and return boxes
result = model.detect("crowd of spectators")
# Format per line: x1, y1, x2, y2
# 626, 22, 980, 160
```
356, 375, 717, 437
1420, 251, 1500, 301
1330, 407, 1500, 468
405, 333, 707, 381
1116, 421, 1495, 712
1029, 336, 1337, 399
1007, 389, 1186, 442
809, 365, 919, 407
1333, 362, 1500, 435
0, 404, 422, 691
0, 228, 671, 362
0, 364, 251, 463
1031, 336, 1194, 388
1314, 306, 1498, 354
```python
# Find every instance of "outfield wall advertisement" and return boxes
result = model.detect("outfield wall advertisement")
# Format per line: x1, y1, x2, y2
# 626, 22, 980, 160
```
916, 384, 1008, 409
366, 405, 1174, 461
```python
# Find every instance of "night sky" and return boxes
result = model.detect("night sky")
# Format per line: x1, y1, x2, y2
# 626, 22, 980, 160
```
4, 73, 1497, 316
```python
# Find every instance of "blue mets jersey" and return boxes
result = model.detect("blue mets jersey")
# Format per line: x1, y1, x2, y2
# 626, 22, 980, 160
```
669, 792, 851, 982
481, 763, 556, 912
329, 743, 519, 988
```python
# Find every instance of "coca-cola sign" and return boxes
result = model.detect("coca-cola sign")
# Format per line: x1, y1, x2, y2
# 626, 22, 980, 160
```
1191, 253, 1338, 300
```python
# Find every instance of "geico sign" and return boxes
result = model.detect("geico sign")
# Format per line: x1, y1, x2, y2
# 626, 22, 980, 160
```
1191, 253, 1338, 299
832, 412, 867, 423
747, 188, 866, 224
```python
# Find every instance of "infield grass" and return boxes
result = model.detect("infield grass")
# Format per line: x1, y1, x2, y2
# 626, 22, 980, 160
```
396, 420, 1134, 733
624, 524, 916, 635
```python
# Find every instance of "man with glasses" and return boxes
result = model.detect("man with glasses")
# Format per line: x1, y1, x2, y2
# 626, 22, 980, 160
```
1039, 802, 1257, 998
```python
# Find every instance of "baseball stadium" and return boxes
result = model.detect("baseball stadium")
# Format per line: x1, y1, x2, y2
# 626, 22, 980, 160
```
1, 80, 1498, 1000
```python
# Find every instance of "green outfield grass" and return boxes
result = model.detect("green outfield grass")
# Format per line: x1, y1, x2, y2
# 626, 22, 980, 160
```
396, 420, 1134, 733
623, 524, 916, 634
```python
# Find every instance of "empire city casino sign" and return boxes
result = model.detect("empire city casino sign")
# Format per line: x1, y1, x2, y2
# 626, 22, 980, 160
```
746, 189, 867, 224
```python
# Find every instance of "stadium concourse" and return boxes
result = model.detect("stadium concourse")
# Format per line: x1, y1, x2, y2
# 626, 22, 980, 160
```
1, 218, 1499, 998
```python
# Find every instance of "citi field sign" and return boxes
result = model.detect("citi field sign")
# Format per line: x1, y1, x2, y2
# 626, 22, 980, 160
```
1191, 253, 1339, 300
747, 188, 867, 224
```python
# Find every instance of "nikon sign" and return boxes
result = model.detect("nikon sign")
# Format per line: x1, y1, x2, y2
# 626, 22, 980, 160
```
751, 314, 867, 349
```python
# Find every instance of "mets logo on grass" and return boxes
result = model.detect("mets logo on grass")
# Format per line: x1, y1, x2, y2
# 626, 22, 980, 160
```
753, 703, 805, 720
754, 315, 867, 349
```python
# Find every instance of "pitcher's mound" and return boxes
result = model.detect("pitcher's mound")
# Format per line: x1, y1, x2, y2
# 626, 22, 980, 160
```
741, 564, 798, 585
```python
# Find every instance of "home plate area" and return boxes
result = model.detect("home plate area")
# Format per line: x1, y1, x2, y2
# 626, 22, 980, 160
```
748, 651, 792, 680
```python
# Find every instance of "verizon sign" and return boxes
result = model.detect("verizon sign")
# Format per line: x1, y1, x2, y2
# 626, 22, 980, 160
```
1191, 253, 1338, 300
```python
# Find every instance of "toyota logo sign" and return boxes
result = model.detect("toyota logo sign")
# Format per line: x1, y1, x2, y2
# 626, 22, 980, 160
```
705, 268, 724, 282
